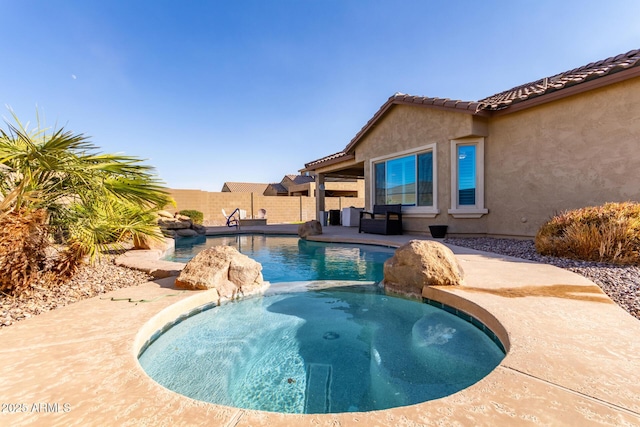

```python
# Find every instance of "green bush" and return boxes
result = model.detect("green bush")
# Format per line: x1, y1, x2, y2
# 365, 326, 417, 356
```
179, 209, 204, 225
535, 202, 640, 265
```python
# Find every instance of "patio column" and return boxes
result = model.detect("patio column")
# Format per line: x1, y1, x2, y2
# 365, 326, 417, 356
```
315, 173, 325, 224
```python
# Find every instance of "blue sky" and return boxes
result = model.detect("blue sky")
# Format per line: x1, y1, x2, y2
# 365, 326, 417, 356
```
2, 1, 639, 191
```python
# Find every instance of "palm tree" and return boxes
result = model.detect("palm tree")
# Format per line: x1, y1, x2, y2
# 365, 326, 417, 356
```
0, 110, 173, 294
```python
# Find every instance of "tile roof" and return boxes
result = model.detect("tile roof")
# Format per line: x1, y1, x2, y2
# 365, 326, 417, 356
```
305, 48, 640, 170
221, 182, 269, 193
478, 48, 640, 110
266, 183, 288, 194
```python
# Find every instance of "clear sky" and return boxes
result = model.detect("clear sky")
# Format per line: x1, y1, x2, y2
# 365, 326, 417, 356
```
2, 1, 639, 191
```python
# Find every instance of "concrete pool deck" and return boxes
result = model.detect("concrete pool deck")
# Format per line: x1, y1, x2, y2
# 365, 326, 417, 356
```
1, 225, 639, 426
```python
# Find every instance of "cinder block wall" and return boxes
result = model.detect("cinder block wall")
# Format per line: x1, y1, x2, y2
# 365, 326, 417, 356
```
167, 189, 364, 225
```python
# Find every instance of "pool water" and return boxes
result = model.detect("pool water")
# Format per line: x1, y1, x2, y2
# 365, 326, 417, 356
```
138, 285, 505, 414
167, 234, 396, 283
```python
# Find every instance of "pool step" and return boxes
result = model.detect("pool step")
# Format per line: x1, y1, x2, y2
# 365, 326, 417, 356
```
304, 363, 332, 413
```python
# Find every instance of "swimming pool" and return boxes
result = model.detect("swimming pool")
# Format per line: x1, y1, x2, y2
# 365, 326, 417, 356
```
142, 234, 506, 414
166, 234, 396, 283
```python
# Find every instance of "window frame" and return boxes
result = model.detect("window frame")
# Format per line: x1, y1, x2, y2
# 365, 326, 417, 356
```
448, 137, 488, 218
370, 144, 439, 218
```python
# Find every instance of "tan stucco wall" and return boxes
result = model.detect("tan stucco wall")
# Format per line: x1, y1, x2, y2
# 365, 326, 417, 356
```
347, 77, 640, 237
354, 105, 488, 234
167, 189, 363, 225
485, 77, 640, 236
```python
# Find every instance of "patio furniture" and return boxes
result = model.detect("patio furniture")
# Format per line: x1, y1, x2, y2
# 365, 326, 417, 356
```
359, 204, 403, 235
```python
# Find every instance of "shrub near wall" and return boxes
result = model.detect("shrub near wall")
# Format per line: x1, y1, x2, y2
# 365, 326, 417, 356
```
179, 209, 204, 225
535, 202, 640, 265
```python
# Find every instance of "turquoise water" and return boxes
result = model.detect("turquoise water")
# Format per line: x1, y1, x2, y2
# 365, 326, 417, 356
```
167, 234, 396, 283
138, 285, 505, 413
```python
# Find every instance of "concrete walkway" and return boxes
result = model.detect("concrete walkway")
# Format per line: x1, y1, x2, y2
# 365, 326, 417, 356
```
1, 225, 639, 426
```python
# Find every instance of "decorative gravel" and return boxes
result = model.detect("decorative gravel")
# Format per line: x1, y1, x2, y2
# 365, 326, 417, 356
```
0, 257, 153, 328
445, 237, 640, 321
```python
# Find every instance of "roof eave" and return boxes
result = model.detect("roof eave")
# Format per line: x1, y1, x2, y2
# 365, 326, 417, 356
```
301, 153, 356, 173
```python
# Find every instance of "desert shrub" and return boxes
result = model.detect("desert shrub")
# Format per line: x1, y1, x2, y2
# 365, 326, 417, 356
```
179, 209, 204, 225
535, 202, 640, 265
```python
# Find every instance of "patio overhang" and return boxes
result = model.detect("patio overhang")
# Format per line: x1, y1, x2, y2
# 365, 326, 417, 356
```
300, 152, 364, 179
301, 153, 365, 223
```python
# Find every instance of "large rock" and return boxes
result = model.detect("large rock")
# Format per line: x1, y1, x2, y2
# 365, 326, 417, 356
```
383, 240, 464, 298
158, 217, 192, 229
298, 220, 322, 239
175, 228, 198, 237
161, 229, 177, 238
192, 224, 207, 235
133, 228, 174, 252
175, 246, 266, 302
157, 210, 174, 219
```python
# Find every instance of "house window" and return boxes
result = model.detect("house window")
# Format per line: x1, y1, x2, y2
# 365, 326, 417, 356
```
457, 145, 476, 205
386, 156, 416, 205
449, 138, 488, 218
371, 144, 438, 217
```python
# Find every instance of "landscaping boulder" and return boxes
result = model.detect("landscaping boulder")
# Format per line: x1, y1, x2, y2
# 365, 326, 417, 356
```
175, 246, 266, 302
133, 227, 175, 252
175, 228, 198, 237
192, 224, 207, 235
298, 220, 322, 239
383, 240, 464, 298
161, 229, 177, 238
157, 210, 174, 219
157, 211, 207, 238
158, 216, 192, 229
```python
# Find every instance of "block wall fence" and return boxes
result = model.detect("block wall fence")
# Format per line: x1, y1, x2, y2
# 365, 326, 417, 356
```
166, 189, 365, 226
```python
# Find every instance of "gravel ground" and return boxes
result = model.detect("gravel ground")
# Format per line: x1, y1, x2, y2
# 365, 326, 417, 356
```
2, 238, 638, 328
0, 257, 153, 328
445, 237, 640, 321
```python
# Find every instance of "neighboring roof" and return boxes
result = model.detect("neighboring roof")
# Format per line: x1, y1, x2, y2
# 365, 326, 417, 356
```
221, 182, 269, 193
265, 183, 288, 194
284, 174, 315, 185
306, 48, 640, 170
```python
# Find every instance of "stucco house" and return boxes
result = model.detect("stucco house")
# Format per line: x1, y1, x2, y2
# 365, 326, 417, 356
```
302, 48, 640, 237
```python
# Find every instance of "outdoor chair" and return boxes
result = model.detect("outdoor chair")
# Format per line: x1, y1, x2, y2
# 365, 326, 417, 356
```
358, 204, 403, 235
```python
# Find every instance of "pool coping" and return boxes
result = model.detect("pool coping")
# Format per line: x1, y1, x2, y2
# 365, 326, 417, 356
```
1, 225, 639, 426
